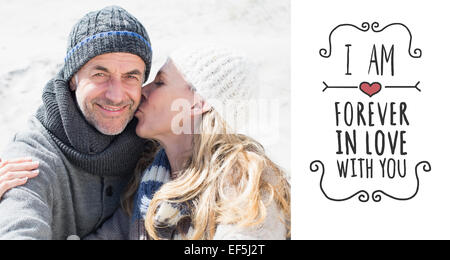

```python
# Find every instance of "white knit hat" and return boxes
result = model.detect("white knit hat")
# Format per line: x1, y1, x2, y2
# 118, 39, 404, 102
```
169, 46, 252, 102
169, 46, 256, 133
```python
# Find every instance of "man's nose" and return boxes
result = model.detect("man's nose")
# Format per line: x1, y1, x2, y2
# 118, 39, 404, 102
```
104, 78, 125, 104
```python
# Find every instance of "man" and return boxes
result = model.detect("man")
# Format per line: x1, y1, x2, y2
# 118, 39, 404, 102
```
0, 5, 152, 239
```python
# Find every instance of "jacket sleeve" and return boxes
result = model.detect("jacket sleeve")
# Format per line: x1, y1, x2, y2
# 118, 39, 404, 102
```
82, 207, 131, 240
0, 133, 59, 239
0, 187, 52, 239
213, 202, 287, 240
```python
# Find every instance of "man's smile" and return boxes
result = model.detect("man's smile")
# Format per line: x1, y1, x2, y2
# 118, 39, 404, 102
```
96, 104, 129, 115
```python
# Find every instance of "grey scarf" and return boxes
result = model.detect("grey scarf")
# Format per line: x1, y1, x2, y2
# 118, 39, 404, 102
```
35, 69, 146, 177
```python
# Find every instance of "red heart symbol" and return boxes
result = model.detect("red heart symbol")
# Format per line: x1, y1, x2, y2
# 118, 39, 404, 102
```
359, 82, 382, 97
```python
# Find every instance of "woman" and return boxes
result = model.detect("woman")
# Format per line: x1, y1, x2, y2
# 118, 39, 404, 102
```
0, 47, 290, 240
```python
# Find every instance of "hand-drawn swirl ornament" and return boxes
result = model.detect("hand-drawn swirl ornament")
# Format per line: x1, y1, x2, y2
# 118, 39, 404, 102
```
319, 22, 370, 58
309, 160, 370, 202
371, 161, 431, 202
371, 22, 422, 58
319, 22, 422, 59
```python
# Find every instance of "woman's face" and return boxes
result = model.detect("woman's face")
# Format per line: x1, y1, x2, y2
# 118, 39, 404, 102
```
135, 59, 197, 139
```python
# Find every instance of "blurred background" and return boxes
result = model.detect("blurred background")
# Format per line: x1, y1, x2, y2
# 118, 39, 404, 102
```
0, 0, 290, 173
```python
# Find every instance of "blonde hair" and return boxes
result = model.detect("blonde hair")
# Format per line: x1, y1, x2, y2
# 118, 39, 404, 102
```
122, 108, 290, 240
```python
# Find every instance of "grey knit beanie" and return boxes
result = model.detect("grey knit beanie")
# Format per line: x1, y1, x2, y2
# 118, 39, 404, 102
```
63, 5, 152, 82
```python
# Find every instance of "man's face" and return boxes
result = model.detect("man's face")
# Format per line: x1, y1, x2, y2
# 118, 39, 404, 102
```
70, 53, 145, 135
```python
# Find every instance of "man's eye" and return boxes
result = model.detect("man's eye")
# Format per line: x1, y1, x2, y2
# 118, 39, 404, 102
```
93, 73, 106, 77
155, 81, 164, 87
125, 75, 139, 81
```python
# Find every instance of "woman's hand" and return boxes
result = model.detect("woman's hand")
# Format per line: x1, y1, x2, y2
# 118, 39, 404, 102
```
0, 158, 40, 199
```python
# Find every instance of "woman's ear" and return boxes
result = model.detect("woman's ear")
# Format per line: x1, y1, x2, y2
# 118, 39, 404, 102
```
191, 94, 212, 116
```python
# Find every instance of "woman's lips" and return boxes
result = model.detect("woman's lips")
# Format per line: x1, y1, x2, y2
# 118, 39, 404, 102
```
136, 104, 145, 114
135, 109, 144, 117
135, 106, 144, 116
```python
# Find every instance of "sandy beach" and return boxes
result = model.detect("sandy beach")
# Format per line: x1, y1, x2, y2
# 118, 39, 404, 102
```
0, 0, 290, 172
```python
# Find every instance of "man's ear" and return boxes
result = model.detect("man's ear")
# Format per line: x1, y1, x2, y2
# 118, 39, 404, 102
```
69, 74, 78, 91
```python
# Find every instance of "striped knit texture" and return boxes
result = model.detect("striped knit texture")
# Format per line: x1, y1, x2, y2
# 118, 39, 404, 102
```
132, 149, 171, 222
131, 149, 192, 240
